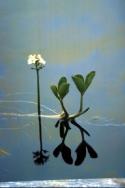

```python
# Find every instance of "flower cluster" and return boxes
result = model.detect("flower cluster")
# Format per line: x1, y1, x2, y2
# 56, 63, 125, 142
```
27, 54, 46, 69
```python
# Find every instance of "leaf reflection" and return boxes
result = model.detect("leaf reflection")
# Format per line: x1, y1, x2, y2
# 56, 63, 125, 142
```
61, 144, 73, 165
53, 119, 98, 166
75, 141, 86, 166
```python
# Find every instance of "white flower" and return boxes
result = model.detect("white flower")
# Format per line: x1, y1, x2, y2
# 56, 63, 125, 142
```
27, 54, 46, 67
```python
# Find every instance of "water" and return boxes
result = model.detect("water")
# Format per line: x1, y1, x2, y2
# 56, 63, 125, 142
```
0, 98, 125, 182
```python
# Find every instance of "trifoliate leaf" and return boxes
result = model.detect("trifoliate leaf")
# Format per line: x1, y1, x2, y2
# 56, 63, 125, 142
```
75, 74, 84, 81
85, 71, 96, 91
72, 74, 85, 95
58, 83, 69, 99
58, 77, 67, 90
50, 85, 59, 99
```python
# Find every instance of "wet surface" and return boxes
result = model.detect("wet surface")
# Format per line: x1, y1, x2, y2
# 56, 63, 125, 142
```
0, 100, 125, 181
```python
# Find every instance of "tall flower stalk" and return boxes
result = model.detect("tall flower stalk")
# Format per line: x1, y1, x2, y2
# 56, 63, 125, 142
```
28, 54, 49, 165
36, 66, 42, 151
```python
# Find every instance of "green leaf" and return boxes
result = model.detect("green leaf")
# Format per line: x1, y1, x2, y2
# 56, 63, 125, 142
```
58, 77, 67, 90
72, 74, 85, 95
75, 74, 84, 81
58, 83, 69, 99
50, 85, 59, 99
85, 71, 96, 91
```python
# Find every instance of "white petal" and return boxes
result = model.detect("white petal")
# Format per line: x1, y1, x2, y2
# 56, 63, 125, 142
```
27, 53, 46, 66
27, 54, 36, 64
37, 54, 46, 65
27, 59, 32, 64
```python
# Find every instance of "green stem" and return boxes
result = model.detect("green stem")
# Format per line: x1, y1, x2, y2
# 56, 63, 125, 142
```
59, 99, 69, 118
36, 68, 43, 151
68, 107, 90, 120
79, 94, 83, 112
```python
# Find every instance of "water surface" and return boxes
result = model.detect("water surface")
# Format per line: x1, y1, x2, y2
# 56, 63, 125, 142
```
0, 98, 125, 181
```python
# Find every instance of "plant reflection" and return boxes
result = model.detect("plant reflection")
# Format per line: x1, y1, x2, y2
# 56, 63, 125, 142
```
53, 120, 73, 165
33, 150, 49, 165
53, 119, 98, 166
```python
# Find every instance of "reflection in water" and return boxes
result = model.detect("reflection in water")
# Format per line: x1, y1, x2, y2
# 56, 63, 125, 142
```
53, 120, 73, 165
33, 150, 49, 165
0, 99, 56, 165
0, 99, 125, 179
0, 98, 98, 166
53, 119, 98, 166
